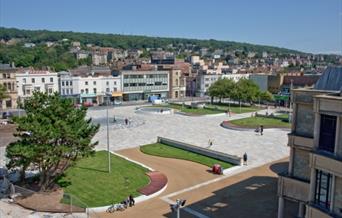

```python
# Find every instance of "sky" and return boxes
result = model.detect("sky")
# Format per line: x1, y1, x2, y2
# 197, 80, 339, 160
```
0, 0, 341, 54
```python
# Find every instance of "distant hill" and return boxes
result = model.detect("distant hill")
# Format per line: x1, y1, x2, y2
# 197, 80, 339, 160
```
0, 27, 303, 55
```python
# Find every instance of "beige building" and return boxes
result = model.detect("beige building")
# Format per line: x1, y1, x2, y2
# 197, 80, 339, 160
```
169, 69, 186, 99
0, 64, 18, 110
277, 66, 342, 218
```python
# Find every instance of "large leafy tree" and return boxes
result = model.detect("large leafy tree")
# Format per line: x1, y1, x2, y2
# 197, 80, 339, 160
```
0, 84, 8, 109
259, 91, 274, 102
233, 78, 260, 104
6, 92, 99, 191
208, 78, 236, 103
0, 83, 8, 100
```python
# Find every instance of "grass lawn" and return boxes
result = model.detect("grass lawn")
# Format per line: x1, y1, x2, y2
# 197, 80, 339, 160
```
151, 103, 259, 115
229, 116, 291, 128
206, 103, 260, 114
140, 143, 233, 169
275, 113, 289, 119
57, 151, 149, 208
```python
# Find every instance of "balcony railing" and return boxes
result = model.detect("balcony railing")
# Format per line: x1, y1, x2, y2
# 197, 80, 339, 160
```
278, 173, 310, 202
288, 133, 314, 149
310, 152, 342, 176
306, 204, 335, 218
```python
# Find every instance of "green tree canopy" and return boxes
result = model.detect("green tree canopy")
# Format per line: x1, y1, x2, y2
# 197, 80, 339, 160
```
259, 91, 274, 102
6, 92, 99, 191
233, 78, 260, 103
0, 83, 8, 100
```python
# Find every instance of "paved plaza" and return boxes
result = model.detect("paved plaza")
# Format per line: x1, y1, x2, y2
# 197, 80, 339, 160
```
91, 105, 290, 167
0, 104, 291, 217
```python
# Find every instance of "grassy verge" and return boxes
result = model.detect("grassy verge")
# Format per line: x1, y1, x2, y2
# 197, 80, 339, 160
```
57, 151, 149, 207
229, 115, 291, 128
140, 143, 233, 169
206, 103, 260, 114
151, 103, 259, 115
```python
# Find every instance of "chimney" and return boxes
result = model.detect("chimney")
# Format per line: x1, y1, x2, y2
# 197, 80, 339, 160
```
11, 62, 15, 68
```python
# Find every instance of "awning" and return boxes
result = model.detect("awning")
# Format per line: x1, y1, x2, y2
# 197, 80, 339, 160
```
111, 92, 123, 97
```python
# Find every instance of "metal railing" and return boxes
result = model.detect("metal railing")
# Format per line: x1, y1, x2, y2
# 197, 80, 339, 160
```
62, 193, 100, 218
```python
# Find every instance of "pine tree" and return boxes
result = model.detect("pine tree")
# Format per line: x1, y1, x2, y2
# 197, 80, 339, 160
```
6, 92, 99, 191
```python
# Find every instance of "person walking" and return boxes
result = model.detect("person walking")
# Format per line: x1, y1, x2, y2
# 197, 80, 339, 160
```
129, 194, 135, 207
243, 152, 248, 165
260, 125, 264, 136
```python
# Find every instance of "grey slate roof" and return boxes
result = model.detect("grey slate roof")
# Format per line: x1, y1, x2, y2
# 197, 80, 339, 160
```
314, 66, 342, 91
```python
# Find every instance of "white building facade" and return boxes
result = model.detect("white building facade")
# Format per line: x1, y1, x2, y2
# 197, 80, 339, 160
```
195, 73, 221, 97
58, 72, 121, 105
221, 73, 250, 82
16, 70, 59, 99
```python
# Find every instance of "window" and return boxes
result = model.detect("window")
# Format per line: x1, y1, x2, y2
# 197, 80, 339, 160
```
106, 88, 110, 92
155, 82, 162, 86
319, 114, 337, 153
23, 78, 26, 83
62, 81, 65, 86
93, 88, 97, 94
66, 81, 69, 86
70, 89, 73, 95
114, 88, 117, 92
85, 81, 88, 85
42, 78, 45, 83
50, 77, 53, 82
2, 74, 6, 79
93, 81, 96, 85
106, 81, 109, 85
26, 89, 31, 95
114, 81, 117, 85
34, 87, 40, 91
48, 88, 53, 94
62, 89, 65, 95
32, 78, 35, 83
314, 170, 332, 210
66, 89, 69, 95
85, 88, 89, 94
70, 81, 72, 86
81, 89, 84, 94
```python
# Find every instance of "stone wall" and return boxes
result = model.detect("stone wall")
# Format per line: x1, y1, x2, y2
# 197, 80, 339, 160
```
157, 137, 242, 165
295, 104, 314, 137
293, 148, 310, 181
334, 176, 342, 216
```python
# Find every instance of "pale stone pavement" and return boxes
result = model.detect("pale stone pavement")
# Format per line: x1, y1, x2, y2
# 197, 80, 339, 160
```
91, 105, 290, 167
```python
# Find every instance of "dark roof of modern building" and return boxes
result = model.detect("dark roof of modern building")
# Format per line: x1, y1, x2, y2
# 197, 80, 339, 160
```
314, 66, 342, 91
283, 75, 320, 86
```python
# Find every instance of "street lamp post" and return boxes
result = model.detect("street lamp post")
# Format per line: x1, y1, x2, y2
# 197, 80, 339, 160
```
170, 199, 186, 218
289, 80, 293, 123
106, 95, 111, 173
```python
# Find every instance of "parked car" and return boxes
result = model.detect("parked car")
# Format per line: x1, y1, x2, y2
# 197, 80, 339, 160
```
82, 102, 93, 107
2, 112, 13, 119
114, 100, 122, 105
